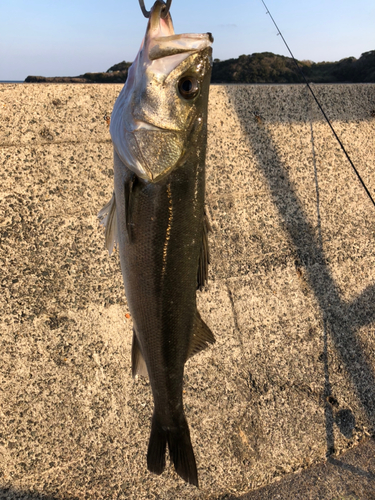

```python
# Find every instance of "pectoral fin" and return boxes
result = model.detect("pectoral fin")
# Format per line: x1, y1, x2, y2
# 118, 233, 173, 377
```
187, 310, 215, 360
98, 192, 118, 256
131, 329, 149, 378
197, 210, 211, 290
124, 172, 137, 241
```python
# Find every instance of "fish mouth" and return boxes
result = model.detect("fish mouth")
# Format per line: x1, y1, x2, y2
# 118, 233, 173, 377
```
144, 1, 213, 66
147, 0, 174, 38
133, 120, 168, 132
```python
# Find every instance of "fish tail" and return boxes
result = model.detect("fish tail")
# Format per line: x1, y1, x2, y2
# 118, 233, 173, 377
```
167, 418, 198, 487
147, 415, 167, 476
147, 413, 198, 487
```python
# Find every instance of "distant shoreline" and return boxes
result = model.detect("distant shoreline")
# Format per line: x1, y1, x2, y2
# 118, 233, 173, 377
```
3, 49, 374, 85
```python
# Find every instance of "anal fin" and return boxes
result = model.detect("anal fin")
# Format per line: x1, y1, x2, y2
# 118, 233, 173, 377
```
131, 329, 149, 378
187, 310, 215, 360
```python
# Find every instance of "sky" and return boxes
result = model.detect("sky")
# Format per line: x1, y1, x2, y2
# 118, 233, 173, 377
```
1, 0, 374, 81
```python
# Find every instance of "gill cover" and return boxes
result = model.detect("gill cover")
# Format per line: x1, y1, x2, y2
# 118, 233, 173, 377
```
110, 0, 213, 182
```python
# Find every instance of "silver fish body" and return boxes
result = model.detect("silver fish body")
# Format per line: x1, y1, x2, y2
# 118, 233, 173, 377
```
99, 1, 214, 486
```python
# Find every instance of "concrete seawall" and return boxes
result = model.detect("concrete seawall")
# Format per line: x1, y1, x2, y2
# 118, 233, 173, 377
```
1, 83, 375, 499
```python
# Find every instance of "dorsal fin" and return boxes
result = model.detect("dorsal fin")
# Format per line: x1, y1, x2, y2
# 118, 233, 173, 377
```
187, 310, 215, 360
197, 210, 211, 290
98, 192, 118, 256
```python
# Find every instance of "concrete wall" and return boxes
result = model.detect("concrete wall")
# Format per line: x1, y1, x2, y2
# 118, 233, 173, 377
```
0, 83, 374, 499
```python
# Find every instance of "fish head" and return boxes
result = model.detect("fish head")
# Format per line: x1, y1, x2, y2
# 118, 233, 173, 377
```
110, 0, 213, 182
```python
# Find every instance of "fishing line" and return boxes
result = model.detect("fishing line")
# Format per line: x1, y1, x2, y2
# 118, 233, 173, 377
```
261, 0, 375, 209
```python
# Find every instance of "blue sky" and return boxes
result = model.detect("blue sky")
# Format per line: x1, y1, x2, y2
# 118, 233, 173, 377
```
1, 0, 374, 80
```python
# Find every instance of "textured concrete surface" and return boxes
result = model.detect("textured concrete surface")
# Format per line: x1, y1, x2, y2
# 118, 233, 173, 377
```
0, 83, 374, 499
236, 438, 375, 500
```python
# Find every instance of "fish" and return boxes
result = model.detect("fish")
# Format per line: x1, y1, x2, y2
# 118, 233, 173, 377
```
98, 0, 214, 487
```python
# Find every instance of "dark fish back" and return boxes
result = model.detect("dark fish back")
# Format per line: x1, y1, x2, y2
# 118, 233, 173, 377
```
124, 152, 205, 412
120, 148, 207, 487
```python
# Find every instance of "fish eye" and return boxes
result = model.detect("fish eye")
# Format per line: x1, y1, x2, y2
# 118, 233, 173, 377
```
178, 76, 199, 100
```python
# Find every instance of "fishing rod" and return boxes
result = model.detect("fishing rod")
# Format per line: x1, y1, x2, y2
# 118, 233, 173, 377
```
261, 0, 375, 210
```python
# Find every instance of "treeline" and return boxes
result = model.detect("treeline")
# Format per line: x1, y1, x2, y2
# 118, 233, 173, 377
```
24, 61, 132, 84
79, 61, 132, 83
25, 50, 375, 84
211, 50, 375, 83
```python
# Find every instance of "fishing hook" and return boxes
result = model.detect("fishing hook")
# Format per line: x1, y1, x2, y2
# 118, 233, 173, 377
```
138, 0, 172, 19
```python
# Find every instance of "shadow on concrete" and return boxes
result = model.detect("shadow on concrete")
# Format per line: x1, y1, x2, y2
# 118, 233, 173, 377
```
0, 488, 61, 500
327, 455, 375, 481
227, 438, 375, 500
229, 86, 375, 458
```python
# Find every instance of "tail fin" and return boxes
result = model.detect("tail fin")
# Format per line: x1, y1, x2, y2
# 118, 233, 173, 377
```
147, 414, 198, 487
167, 421, 198, 487
147, 416, 167, 476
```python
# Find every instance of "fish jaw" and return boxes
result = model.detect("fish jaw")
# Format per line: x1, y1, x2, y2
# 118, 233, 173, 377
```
110, 1, 213, 182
